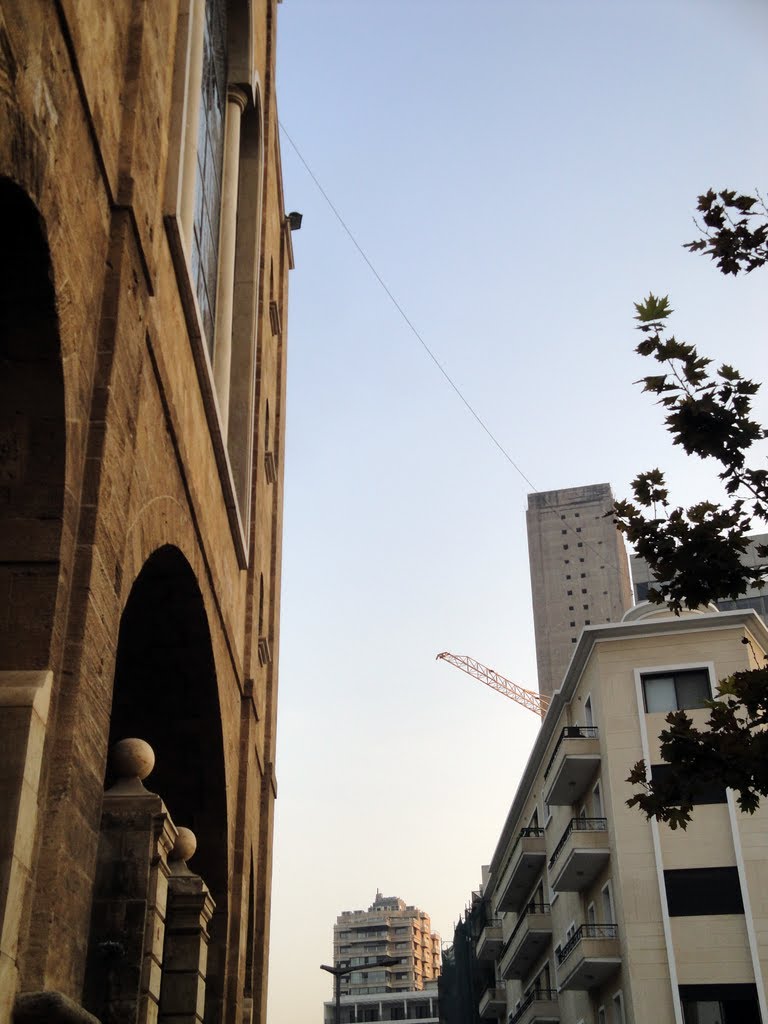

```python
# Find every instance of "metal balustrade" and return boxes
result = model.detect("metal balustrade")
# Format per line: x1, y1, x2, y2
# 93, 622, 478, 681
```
508, 989, 559, 1024
502, 903, 552, 956
557, 924, 618, 965
543, 726, 599, 779
548, 817, 607, 869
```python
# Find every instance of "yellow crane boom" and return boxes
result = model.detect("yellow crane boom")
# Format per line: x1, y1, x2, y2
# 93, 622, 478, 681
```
436, 651, 550, 718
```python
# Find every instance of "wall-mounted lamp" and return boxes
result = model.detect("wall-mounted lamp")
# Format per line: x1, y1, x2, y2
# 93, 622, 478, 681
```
287, 211, 303, 231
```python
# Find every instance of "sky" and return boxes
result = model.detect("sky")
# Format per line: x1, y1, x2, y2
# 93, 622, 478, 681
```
267, 3, 767, 1022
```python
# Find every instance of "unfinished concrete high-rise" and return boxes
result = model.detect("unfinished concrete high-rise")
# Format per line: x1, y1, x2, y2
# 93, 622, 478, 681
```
526, 484, 632, 699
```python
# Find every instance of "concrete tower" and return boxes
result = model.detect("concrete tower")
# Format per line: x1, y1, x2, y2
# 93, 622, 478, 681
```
526, 483, 632, 700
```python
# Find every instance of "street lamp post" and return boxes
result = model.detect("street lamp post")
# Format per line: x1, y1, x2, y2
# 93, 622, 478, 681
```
320, 956, 402, 1024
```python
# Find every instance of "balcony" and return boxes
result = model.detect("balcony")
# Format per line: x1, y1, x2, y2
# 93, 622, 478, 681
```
476, 919, 503, 960
543, 726, 601, 805
548, 818, 609, 892
495, 828, 546, 913
479, 980, 506, 1019
556, 924, 620, 991
508, 988, 560, 1024
499, 904, 552, 980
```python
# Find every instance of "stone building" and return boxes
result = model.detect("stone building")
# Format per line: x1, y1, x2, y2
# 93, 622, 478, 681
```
526, 484, 633, 700
0, 1, 294, 1021
467, 604, 768, 1023
334, 893, 441, 998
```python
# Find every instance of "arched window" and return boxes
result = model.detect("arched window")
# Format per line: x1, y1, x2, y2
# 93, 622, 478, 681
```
165, 0, 264, 562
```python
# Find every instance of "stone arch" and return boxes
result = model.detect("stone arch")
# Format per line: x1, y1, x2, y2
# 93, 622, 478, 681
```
0, 177, 64, 670
0, 176, 65, 1015
107, 543, 229, 1021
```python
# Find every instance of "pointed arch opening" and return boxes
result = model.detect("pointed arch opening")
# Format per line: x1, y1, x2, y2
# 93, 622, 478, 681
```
107, 544, 229, 1020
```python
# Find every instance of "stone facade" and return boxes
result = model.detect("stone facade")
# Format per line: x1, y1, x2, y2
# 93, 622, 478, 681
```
0, 2, 292, 1022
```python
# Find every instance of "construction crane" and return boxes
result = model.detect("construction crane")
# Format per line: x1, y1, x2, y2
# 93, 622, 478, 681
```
436, 652, 550, 718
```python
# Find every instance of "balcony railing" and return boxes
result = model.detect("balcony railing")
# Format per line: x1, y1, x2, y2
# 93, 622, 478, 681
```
498, 826, 545, 880
544, 726, 599, 779
508, 989, 559, 1024
503, 903, 551, 955
557, 924, 618, 966
548, 818, 607, 870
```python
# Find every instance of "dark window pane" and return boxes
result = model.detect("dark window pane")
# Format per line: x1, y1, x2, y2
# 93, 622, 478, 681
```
651, 764, 727, 805
665, 867, 743, 916
680, 984, 760, 1024
676, 669, 711, 710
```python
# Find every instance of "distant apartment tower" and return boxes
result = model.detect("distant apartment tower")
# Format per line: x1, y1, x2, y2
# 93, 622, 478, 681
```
334, 892, 441, 997
632, 531, 768, 626
527, 483, 632, 699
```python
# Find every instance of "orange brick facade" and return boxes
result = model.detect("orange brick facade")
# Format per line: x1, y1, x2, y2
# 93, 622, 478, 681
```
0, 2, 291, 1021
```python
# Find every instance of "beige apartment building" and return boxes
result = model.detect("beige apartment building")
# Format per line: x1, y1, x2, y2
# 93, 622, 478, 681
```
334, 893, 441, 998
472, 604, 767, 1024
526, 484, 633, 701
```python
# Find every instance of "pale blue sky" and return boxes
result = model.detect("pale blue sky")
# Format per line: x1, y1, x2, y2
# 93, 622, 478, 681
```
268, 3, 767, 1021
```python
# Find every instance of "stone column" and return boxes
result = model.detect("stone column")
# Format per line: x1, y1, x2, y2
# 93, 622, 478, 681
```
83, 740, 177, 1024
212, 86, 247, 441
180, 0, 206, 247
158, 828, 215, 1024
0, 670, 52, 1022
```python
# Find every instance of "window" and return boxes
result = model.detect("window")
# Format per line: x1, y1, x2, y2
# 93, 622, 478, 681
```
563, 544, 569, 550
583, 604, 589, 610
577, 542, 583, 547
568, 605, 574, 611
585, 619, 591, 625
597, 1008, 606, 1024
592, 782, 602, 817
581, 588, 587, 594
584, 696, 593, 726
567, 589, 573, 596
642, 669, 711, 713
566, 574, 571, 580
664, 867, 743, 916
576, 527, 582, 533
650, 764, 726, 805
580, 572, 586, 578
679, 984, 761, 1024
612, 992, 626, 1024
192, 0, 228, 351
562, 529, 567, 534
602, 881, 614, 923
570, 621, 576, 627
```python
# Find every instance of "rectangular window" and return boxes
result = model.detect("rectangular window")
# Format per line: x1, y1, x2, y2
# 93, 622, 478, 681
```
642, 668, 711, 713
664, 867, 743, 916
602, 881, 614, 923
651, 763, 727, 805
679, 983, 761, 1024
613, 992, 626, 1024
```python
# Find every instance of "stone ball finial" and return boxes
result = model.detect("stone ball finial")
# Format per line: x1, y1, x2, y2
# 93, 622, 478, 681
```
170, 827, 197, 863
111, 738, 155, 781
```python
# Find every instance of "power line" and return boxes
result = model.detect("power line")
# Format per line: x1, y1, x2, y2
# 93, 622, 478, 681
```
278, 121, 625, 577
